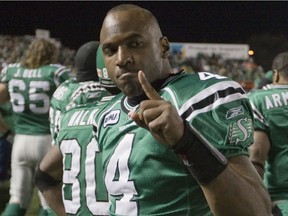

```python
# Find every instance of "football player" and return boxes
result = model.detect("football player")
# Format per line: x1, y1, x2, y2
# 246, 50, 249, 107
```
35, 41, 119, 215
93, 4, 271, 216
0, 39, 71, 216
249, 52, 288, 216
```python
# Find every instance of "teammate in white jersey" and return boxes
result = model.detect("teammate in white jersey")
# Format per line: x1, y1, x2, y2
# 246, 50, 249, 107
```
0, 39, 71, 216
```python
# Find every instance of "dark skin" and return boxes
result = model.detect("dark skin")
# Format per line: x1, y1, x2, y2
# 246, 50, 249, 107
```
0, 83, 10, 105
100, 6, 271, 216
0, 115, 10, 135
38, 146, 65, 216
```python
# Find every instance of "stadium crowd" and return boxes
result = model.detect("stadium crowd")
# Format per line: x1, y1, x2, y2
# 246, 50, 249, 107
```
170, 52, 267, 91
0, 35, 76, 73
0, 34, 268, 92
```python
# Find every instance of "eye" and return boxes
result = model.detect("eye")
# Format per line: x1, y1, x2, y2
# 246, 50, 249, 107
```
130, 41, 143, 48
103, 47, 117, 57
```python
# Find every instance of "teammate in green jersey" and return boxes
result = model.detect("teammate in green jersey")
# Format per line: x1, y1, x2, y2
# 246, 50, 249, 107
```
49, 41, 110, 146
0, 38, 72, 216
93, 4, 271, 216
249, 52, 288, 216
35, 41, 119, 215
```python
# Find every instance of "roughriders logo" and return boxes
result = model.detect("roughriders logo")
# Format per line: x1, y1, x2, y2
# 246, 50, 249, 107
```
103, 110, 120, 128
228, 117, 253, 145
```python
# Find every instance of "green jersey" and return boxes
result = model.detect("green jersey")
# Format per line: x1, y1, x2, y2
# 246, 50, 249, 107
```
49, 79, 110, 145
0, 63, 71, 135
94, 72, 254, 216
56, 97, 114, 215
249, 85, 288, 201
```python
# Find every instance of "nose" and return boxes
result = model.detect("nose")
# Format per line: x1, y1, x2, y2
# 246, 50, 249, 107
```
116, 46, 133, 67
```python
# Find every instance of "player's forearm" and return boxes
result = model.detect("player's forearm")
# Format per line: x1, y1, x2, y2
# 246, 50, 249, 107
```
34, 165, 64, 215
172, 122, 271, 215
202, 159, 271, 216
0, 84, 10, 105
42, 184, 66, 216
0, 118, 10, 134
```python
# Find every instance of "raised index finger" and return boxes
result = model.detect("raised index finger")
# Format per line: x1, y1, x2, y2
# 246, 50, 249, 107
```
138, 70, 162, 100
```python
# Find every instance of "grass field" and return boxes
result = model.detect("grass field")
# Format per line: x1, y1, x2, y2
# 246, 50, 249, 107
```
0, 179, 41, 216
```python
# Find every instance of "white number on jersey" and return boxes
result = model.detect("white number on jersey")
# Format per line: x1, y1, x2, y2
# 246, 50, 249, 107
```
198, 72, 226, 80
9, 79, 50, 113
61, 139, 109, 215
105, 133, 138, 215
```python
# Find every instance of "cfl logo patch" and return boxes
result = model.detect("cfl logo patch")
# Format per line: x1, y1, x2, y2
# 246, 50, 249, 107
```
104, 110, 120, 128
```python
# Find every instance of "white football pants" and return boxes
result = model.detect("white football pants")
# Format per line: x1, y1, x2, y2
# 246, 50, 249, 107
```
8, 134, 52, 209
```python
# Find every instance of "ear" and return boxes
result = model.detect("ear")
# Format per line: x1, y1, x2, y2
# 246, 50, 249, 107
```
160, 36, 170, 58
273, 69, 280, 83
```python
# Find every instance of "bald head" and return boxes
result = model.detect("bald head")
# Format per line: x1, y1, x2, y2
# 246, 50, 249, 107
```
100, 4, 163, 43
99, 4, 172, 97
107, 4, 159, 26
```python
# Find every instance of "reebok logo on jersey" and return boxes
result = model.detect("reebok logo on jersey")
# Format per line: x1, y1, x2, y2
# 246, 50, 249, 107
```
104, 110, 120, 128
226, 106, 244, 119
86, 92, 102, 99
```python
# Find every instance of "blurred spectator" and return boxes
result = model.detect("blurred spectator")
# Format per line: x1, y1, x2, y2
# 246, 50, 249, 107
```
169, 52, 265, 92
0, 35, 76, 72
1, 34, 268, 93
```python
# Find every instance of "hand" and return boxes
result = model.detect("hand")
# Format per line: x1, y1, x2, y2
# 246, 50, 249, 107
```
129, 70, 184, 146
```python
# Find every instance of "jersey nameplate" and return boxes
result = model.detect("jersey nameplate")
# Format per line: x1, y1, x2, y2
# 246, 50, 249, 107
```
14, 68, 43, 78
265, 92, 288, 109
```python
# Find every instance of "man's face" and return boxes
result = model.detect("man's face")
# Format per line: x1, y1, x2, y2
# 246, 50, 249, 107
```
100, 10, 163, 97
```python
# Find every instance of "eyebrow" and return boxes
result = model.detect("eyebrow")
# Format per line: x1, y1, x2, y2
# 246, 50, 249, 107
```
102, 32, 144, 49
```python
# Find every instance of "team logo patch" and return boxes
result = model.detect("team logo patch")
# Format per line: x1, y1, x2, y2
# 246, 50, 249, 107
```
228, 117, 253, 145
226, 106, 244, 119
104, 110, 120, 128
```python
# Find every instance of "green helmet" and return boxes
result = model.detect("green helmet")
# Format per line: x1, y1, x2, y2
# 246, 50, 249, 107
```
97, 46, 116, 88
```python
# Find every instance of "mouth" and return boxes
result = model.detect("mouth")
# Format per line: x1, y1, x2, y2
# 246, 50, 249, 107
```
117, 70, 138, 79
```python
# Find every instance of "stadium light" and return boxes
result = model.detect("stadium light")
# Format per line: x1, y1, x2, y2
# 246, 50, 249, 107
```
248, 50, 254, 56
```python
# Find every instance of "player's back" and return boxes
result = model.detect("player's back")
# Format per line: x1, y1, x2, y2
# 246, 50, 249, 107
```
49, 78, 110, 144
57, 98, 113, 215
249, 85, 288, 199
0, 63, 71, 135
249, 86, 288, 143
49, 78, 81, 141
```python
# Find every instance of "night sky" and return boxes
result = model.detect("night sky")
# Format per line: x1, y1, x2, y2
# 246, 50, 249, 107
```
1, 1, 288, 49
